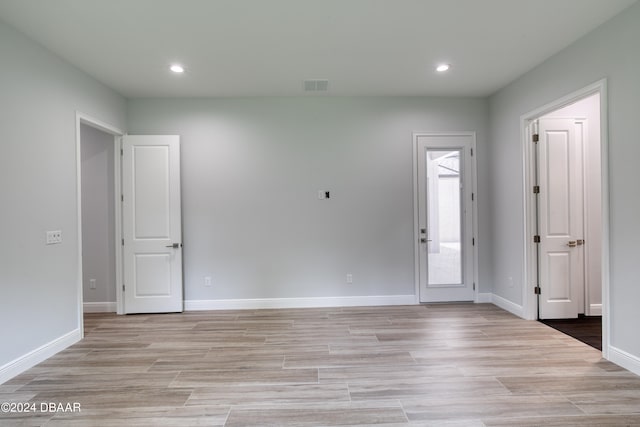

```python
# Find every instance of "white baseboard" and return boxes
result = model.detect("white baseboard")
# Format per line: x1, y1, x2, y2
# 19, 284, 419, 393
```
0, 328, 81, 385
185, 294, 417, 311
476, 293, 492, 303
83, 302, 117, 313
588, 303, 602, 316
491, 293, 524, 318
608, 345, 640, 377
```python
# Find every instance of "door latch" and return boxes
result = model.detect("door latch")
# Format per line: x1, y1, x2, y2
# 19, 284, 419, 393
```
165, 243, 182, 249
567, 240, 577, 247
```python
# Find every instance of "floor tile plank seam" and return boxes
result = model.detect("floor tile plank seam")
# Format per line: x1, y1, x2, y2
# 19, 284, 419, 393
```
572, 407, 640, 417
397, 399, 411, 424
282, 355, 287, 369
558, 396, 588, 417
221, 406, 231, 427
562, 394, 640, 416
167, 371, 186, 389
480, 412, 599, 424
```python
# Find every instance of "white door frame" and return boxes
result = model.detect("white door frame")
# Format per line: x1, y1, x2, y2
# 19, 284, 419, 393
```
521, 79, 609, 357
75, 112, 125, 336
413, 132, 479, 303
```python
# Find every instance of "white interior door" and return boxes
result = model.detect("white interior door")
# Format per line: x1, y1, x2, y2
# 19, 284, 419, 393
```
537, 119, 585, 319
416, 133, 475, 302
122, 135, 183, 313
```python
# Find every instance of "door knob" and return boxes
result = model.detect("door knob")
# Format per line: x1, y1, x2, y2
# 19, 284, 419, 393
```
567, 241, 577, 247
165, 243, 182, 249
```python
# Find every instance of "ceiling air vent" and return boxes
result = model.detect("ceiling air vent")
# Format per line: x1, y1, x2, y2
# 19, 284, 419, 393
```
303, 79, 329, 92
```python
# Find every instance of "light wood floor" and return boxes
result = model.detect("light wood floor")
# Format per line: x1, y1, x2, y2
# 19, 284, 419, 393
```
2, 303, 640, 426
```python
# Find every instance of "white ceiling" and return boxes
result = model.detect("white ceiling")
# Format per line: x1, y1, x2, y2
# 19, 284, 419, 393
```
0, 0, 636, 98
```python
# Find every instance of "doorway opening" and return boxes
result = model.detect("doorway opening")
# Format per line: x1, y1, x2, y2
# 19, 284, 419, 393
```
521, 80, 609, 356
75, 113, 124, 336
80, 124, 117, 313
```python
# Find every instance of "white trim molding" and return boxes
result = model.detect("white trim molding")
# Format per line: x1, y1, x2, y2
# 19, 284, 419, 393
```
83, 302, 117, 313
609, 346, 640, 377
520, 80, 610, 359
185, 295, 417, 311
0, 329, 81, 385
491, 294, 524, 318
589, 303, 602, 316
75, 111, 125, 328
476, 293, 493, 303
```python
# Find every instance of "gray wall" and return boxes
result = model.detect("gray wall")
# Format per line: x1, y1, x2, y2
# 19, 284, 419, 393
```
488, 1, 640, 357
80, 124, 116, 304
0, 20, 126, 367
127, 97, 490, 302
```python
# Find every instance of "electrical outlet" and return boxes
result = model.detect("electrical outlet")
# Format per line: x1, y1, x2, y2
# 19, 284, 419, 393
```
46, 230, 62, 245
346, 274, 353, 284
204, 276, 212, 287
317, 190, 331, 200
89, 279, 96, 289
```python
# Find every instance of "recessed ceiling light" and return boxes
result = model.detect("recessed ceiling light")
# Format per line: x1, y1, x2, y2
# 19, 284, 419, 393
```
436, 64, 451, 72
170, 64, 185, 73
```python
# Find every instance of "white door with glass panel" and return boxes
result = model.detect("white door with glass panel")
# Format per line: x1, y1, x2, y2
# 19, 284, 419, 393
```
122, 135, 183, 313
415, 133, 475, 302
536, 119, 585, 319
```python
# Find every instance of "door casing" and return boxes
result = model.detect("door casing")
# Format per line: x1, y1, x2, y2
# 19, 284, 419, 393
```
75, 112, 125, 337
413, 132, 479, 303
521, 79, 609, 357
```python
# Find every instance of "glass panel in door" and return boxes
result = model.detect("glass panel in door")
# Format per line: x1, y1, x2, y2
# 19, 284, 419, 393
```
426, 149, 463, 286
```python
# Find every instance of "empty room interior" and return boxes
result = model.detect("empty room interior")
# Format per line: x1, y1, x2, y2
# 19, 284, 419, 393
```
1, 0, 640, 425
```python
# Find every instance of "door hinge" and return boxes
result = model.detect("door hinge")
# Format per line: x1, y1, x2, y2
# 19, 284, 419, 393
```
122, 238, 124, 246
534, 286, 541, 295
533, 185, 540, 194
532, 133, 539, 143
120, 148, 123, 156
472, 237, 475, 246
471, 192, 475, 201
473, 282, 476, 291
121, 194, 124, 202
470, 148, 474, 156
533, 235, 540, 243
122, 284, 125, 292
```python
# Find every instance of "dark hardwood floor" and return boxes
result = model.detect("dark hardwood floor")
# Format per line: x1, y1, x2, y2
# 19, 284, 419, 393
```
540, 315, 602, 351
